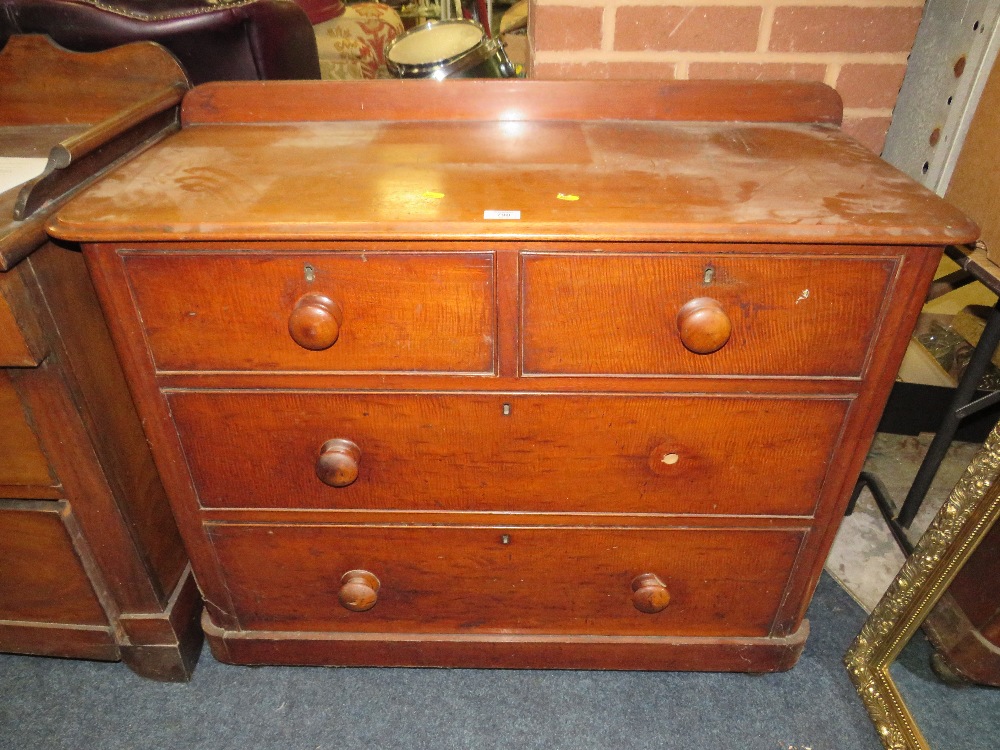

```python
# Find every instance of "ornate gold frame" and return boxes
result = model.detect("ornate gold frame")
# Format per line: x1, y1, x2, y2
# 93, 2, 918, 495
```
845, 424, 1000, 750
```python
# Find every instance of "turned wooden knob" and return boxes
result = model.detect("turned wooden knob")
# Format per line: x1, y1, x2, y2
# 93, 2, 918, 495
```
316, 438, 361, 487
288, 293, 343, 351
338, 570, 379, 612
631, 573, 671, 614
676, 297, 732, 354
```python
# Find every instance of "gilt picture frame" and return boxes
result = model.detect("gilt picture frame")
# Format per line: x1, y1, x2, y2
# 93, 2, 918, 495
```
845, 424, 1000, 750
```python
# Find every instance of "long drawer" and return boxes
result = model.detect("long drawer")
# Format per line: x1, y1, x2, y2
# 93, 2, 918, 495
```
521, 252, 896, 377
120, 251, 496, 374
168, 391, 849, 515
208, 522, 804, 637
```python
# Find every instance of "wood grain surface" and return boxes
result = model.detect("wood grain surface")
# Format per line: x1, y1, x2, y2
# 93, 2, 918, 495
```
0, 35, 186, 126
121, 250, 495, 373
169, 390, 848, 516
181, 79, 845, 125
208, 522, 804, 637
521, 251, 895, 377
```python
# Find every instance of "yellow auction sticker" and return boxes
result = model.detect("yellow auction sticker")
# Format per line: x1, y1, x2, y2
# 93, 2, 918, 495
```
557, 193, 580, 201
422, 191, 445, 199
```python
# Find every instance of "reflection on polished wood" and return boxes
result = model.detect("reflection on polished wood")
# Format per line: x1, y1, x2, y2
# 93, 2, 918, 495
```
845, 424, 1000, 750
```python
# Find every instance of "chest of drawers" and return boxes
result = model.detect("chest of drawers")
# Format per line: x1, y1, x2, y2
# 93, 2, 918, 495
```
1, 36, 201, 681
50, 79, 978, 671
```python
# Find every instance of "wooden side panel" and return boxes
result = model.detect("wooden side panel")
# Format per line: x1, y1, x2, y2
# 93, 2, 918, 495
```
0, 372, 56, 490
208, 523, 805, 637
122, 251, 496, 374
169, 391, 849, 516
522, 252, 896, 378
0, 501, 108, 626
27, 244, 187, 603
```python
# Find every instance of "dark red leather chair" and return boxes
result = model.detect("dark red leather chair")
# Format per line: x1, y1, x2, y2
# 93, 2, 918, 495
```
294, 0, 345, 24
0, 0, 322, 84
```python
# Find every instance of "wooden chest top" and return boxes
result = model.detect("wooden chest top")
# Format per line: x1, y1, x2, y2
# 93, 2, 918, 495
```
49, 80, 977, 247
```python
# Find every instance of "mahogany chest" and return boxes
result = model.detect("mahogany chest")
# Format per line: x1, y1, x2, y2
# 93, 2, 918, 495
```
1, 36, 201, 680
49, 79, 978, 671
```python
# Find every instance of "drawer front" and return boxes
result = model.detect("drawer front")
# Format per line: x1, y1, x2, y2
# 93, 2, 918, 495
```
0, 501, 108, 626
0, 372, 56, 491
121, 251, 496, 373
521, 252, 896, 377
209, 522, 804, 637
169, 391, 848, 515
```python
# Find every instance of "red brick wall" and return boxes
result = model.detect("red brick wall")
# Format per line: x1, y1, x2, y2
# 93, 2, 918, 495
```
528, 0, 922, 153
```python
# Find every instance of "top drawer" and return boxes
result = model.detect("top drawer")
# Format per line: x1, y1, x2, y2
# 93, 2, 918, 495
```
521, 252, 897, 378
120, 251, 496, 374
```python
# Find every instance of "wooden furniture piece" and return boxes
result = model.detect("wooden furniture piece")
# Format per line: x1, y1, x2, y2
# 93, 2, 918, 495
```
0, 36, 201, 681
50, 79, 978, 672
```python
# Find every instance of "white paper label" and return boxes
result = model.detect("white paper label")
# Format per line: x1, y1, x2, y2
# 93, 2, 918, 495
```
483, 210, 521, 220
0, 157, 48, 195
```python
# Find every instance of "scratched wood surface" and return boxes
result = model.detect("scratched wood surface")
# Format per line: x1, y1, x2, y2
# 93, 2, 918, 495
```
50, 82, 978, 246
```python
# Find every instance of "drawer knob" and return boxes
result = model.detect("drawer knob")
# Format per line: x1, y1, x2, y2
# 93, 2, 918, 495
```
316, 438, 361, 487
676, 297, 732, 354
288, 293, 343, 351
631, 573, 671, 614
339, 570, 380, 612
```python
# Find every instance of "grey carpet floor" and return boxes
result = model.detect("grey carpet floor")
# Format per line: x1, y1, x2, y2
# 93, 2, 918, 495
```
0, 574, 995, 750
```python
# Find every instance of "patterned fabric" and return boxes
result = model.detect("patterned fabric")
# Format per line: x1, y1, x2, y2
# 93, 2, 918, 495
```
314, 2, 403, 80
